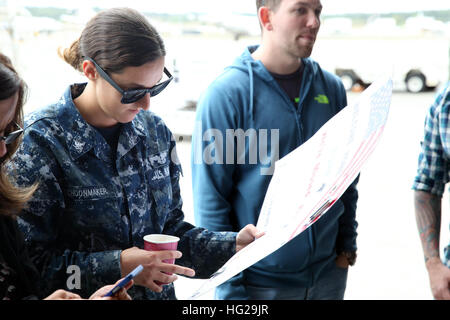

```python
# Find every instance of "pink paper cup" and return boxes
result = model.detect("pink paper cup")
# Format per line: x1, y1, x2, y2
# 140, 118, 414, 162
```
143, 234, 180, 285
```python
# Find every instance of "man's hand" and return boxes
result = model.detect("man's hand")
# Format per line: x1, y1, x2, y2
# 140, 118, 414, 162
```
426, 257, 450, 300
335, 252, 350, 269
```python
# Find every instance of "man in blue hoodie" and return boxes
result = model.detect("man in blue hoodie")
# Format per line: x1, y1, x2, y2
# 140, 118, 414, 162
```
191, 0, 359, 299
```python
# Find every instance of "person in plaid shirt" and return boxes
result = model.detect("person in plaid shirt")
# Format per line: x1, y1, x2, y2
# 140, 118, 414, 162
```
413, 81, 450, 300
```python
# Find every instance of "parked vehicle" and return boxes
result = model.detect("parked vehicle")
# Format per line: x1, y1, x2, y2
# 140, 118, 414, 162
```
313, 34, 450, 93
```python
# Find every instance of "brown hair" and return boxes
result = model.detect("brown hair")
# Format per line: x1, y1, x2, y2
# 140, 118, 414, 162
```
59, 7, 166, 73
255, 0, 283, 30
256, 0, 282, 12
0, 53, 37, 216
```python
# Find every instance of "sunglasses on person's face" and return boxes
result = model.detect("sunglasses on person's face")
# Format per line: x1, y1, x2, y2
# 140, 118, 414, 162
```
85, 57, 173, 104
0, 122, 23, 144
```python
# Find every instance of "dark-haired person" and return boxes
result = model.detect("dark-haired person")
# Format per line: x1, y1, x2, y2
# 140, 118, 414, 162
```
7, 7, 261, 300
192, 0, 358, 299
0, 52, 132, 300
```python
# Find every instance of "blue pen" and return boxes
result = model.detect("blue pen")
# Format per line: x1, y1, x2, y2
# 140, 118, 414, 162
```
103, 265, 143, 297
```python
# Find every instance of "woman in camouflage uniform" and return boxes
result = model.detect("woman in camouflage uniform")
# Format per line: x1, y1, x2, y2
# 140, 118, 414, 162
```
8, 8, 261, 300
0, 52, 132, 300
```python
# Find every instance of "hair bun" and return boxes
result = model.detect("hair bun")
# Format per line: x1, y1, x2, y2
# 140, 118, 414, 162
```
58, 38, 83, 72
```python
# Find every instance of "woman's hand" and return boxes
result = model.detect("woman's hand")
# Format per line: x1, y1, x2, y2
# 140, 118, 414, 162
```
89, 279, 134, 300
236, 224, 265, 252
44, 289, 81, 300
120, 247, 195, 293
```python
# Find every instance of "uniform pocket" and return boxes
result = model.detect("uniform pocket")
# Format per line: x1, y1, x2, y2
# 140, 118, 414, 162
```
63, 185, 124, 251
65, 185, 121, 227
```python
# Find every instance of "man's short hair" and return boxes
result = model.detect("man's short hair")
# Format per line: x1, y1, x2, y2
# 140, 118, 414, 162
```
256, 0, 282, 30
256, 0, 282, 12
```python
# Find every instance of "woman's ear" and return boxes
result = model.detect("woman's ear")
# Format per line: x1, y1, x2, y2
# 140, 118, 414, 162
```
82, 60, 98, 81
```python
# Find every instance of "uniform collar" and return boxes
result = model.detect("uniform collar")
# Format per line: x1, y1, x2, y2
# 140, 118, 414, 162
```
117, 117, 146, 159
58, 84, 146, 162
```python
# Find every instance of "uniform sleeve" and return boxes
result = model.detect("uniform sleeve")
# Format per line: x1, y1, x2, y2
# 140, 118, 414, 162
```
162, 132, 237, 279
412, 84, 450, 196
8, 128, 121, 298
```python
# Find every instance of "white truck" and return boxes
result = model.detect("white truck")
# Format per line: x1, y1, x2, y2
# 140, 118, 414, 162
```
312, 33, 450, 93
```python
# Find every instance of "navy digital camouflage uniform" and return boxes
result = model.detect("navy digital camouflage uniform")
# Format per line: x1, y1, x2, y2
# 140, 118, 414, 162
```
8, 83, 237, 299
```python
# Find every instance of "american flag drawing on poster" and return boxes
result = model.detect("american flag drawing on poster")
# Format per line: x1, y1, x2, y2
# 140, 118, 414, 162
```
189, 77, 393, 300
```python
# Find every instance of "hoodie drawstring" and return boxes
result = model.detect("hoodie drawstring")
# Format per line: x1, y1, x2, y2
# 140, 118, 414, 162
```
246, 60, 255, 122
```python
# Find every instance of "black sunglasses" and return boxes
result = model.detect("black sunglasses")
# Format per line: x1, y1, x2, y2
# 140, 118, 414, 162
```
85, 57, 173, 104
0, 122, 23, 144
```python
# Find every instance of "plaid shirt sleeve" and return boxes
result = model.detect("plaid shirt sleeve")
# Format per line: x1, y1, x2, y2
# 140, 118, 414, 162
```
413, 82, 450, 196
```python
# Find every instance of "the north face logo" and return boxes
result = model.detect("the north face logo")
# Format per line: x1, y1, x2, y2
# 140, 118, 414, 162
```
314, 94, 329, 104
